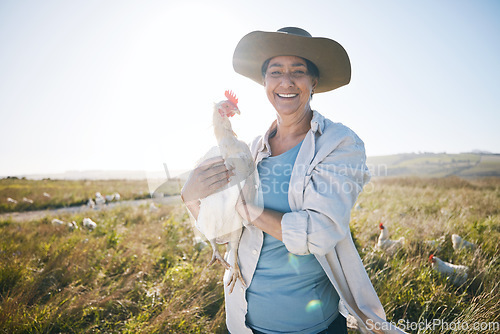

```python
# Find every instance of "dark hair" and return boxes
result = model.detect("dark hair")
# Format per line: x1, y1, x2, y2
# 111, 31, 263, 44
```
261, 57, 320, 80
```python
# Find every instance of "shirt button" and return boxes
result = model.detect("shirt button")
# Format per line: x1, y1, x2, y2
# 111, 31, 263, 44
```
240, 287, 244, 293
252, 249, 258, 255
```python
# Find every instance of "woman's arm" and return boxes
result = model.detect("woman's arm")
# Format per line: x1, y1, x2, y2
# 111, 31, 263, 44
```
279, 133, 370, 256
236, 201, 284, 241
234, 172, 285, 241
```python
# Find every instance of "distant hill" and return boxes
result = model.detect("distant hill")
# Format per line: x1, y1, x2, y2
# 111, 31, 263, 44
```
5, 153, 499, 180
367, 152, 500, 178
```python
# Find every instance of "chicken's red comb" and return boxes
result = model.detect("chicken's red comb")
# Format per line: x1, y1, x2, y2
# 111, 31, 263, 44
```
379, 223, 384, 229
429, 254, 435, 262
225, 90, 238, 107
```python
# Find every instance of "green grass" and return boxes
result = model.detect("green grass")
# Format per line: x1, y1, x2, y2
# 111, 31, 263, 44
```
351, 176, 500, 333
0, 178, 182, 214
0, 204, 227, 333
0, 177, 499, 333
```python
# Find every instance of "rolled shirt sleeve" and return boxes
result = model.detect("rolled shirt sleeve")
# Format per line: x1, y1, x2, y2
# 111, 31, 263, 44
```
282, 132, 371, 256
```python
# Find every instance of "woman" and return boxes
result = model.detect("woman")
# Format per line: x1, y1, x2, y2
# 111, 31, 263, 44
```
182, 27, 406, 334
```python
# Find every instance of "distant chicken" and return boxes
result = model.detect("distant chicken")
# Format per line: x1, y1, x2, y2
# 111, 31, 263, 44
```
429, 254, 469, 286
68, 221, 78, 231
7, 197, 18, 204
87, 198, 96, 209
451, 234, 476, 250
195, 91, 255, 293
377, 223, 405, 254
95, 192, 106, 206
52, 218, 65, 226
423, 235, 446, 250
83, 217, 97, 231
23, 197, 34, 204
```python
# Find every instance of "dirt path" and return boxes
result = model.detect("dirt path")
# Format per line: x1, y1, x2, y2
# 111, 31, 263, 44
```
0, 196, 182, 222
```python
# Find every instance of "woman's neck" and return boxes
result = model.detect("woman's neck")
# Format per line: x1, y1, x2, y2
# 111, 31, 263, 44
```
273, 108, 313, 141
268, 108, 312, 156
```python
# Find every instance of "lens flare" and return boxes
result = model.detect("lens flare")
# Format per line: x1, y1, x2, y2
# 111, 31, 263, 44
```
288, 253, 300, 274
306, 299, 322, 312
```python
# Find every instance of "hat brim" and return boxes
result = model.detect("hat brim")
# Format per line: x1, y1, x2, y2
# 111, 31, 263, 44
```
232, 30, 351, 93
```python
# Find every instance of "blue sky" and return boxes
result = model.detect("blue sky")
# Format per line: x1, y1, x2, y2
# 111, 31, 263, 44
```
1, 0, 499, 176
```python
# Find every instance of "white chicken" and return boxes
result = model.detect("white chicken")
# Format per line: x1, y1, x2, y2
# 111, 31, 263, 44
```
87, 198, 96, 209
423, 235, 446, 250
429, 254, 469, 286
451, 234, 476, 250
52, 218, 65, 226
95, 192, 106, 206
23, 197, 34, 204
377, 223, 405, 254
195, 90, 256, 293
68, 221, 78, 231
7, 197, 18, 204
83, 217, 97, 231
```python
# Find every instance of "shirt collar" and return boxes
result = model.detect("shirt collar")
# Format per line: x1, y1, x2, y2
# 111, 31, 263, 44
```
310, 110, 325, 135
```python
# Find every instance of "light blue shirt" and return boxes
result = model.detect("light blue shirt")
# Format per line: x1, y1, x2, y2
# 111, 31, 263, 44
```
246, 140, 339, 333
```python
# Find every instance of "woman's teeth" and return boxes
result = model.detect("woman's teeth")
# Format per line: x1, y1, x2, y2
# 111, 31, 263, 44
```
277, 93, 298, 98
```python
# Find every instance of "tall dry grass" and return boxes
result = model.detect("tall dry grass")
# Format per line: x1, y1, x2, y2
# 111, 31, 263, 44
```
0, 204, 227, 333
0, 176, 499, 333
351, 176, 500, 333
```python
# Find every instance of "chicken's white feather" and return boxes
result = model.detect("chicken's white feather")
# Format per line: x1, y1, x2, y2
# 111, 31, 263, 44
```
430, 255, 469, 286
451, 234, 476, 250
193, 95, 256, 293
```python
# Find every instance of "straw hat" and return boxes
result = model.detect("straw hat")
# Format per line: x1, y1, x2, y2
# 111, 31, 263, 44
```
232, 27, 351, 93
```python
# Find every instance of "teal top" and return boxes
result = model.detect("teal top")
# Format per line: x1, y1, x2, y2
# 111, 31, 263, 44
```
246, 140, 339, 334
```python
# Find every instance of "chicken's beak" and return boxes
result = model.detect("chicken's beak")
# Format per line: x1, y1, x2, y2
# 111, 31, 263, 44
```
234, 107, 241, 115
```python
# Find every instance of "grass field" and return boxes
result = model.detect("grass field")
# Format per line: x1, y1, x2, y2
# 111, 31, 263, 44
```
0, 177, 499, 333
0, 178, 182, 214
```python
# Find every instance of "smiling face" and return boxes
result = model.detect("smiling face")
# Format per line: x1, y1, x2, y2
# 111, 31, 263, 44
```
263, 56, 318, 117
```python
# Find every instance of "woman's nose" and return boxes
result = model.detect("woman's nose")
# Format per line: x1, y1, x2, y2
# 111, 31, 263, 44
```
279, 73, 294, 87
